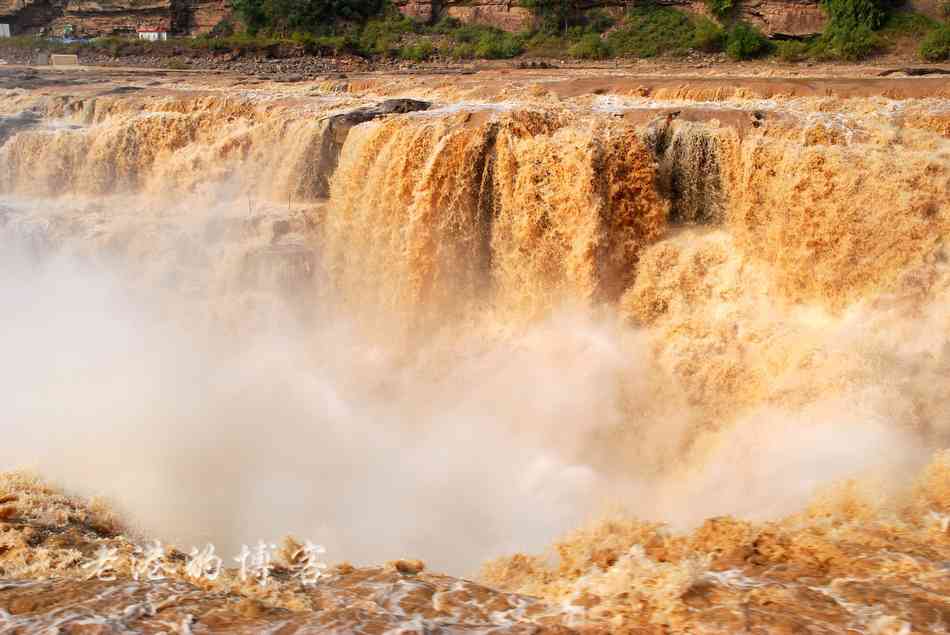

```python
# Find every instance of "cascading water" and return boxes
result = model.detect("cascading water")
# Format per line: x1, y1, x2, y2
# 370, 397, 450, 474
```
1, 72, 949, 633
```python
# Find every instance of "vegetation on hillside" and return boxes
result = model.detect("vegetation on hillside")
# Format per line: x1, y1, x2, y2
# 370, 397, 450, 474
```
606, 5, 704, 57
724, 22, 770, 59
920, 22, 950, 60
812, 0, 887, 58
231, 0, 386, 36
2, 0, 946, 64
705, 0, 737, 19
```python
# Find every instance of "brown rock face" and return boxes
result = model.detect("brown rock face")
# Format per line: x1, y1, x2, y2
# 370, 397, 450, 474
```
55, 0, 173, 36
444, 0, 536, 31
395, 0, 830, 36
393, 0, 437, 22
173, 0, 230, 34
3, 0, 833, 39
735, 0, 827, 37
0, 0, 64, 33
906, 0, 948, 19
393, 0, 538, 30
0, 0, 230, 35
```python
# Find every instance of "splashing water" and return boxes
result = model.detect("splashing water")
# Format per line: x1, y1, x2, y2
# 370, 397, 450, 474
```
0, 76, 949, 631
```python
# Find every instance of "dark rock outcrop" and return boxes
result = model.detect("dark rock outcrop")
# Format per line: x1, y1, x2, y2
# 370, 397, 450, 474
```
328, 98, 432, 129
0, 111, 41, 146
312, 99, 432, 197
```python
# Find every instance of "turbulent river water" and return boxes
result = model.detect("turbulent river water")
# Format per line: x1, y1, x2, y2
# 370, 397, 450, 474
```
0, 67, 949, 633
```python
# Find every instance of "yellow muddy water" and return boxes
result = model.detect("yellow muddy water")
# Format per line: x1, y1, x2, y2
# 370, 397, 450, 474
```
0, 66, 949, 633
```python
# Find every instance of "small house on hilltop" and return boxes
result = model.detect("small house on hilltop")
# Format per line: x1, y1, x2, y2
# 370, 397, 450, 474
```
137, 27, 168, 42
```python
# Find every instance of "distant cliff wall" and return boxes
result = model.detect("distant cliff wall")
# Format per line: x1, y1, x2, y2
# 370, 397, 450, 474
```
1, 0, 943, 40
0, 0, 229, 35
394, 0, 942, 37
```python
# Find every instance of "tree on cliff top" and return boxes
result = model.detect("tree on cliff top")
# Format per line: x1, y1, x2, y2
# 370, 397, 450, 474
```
232, 0, 386, 35
816, 0, 890, 58
520, 0, 576, 33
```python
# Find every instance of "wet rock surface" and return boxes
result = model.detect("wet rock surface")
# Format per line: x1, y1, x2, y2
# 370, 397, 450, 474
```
0, 476, 578, 634
329, 99, 432, 128
0, 574, 575, 634
308, 99, 432, 196
0, 111, 40, 146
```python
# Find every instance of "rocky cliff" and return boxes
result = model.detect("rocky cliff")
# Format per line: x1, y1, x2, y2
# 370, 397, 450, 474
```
394, 0, 829, 36
0, 0, 228, 35
0, 0, 941, 45
732, 0, 827, 36
0, 0, 826, 38
396, 0, 536, 31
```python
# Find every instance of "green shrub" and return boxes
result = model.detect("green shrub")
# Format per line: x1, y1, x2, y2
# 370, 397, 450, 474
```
399, 39, 434, 60
358, 15, 416, 55
92, 36, 137, 56
448, 43, 475, 60
817, 23, 879, 59
521, 31, 569, 57
473, 30, 524, 58
310, 34, 355, 55
189, 34, 223, 51
433, 22, 526, 58
821, 0, 887, 32
920, 24, 950, 60
449, 42, 476, 59
210, 19, 235, 37
692, 16, 724, 51
569, 32, 610, 58
290, 30, 318, 49
431, 16, 462, 33
606, 5, 697, 57
774, 38, 811, 61
3, 35, 51, 50
521, 0, 576, 33
705, 0, 735, 19
725, 22, 769, 59
815, 0, 888, 59
231, 0, 386, 36
451, 24, 494, 43
188, 32, 281, 53
585, 9, 616, 33
879, 11, 940, 36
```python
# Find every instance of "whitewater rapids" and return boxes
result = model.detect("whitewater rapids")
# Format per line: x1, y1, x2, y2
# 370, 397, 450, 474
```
0, 67, 949, 632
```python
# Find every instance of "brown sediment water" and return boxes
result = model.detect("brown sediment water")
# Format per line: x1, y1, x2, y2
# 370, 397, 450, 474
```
0, 66, 949, 633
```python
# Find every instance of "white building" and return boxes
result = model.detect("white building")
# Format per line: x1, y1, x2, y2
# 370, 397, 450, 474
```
137, 28, 168, 42
0, 24, 11, 38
